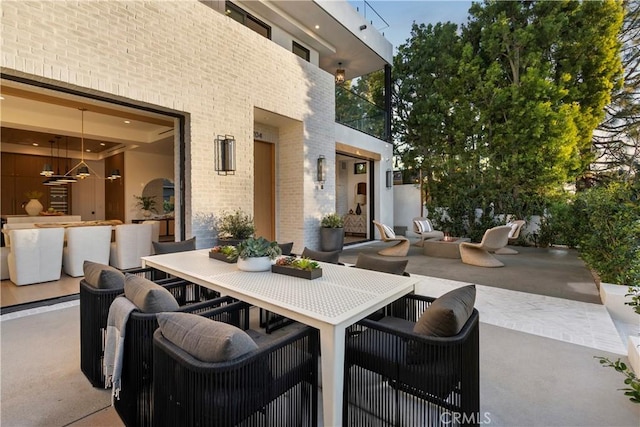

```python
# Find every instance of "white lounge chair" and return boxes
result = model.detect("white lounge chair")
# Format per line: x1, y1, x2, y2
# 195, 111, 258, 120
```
412, 216, 445, 246
7, 228, 65, 285
63, 225, 112, 277
459, 225, 512, 267
372, 221, 410, 257
109, 224, 153, 270
494, 220, 526, 255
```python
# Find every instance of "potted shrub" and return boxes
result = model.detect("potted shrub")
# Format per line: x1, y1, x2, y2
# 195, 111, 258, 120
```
272, 256, 322, 280
236, 236, 281, 272
320, 213, 344, 252
215, 209, 256, 246
134, 195, 158, 218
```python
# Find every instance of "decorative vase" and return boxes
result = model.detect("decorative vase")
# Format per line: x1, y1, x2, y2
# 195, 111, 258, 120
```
25, 199, 43, 216
355, 203, 362, 215
143, 210, 152, 218
237, 256, 271, 272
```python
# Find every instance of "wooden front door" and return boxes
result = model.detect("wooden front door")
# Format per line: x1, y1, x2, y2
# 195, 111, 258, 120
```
253, 140, 275, 240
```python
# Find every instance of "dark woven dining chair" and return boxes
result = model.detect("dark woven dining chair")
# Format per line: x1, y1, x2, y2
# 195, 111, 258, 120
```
111, 275, 241, 427
344, 287, 480, 426
152, 305, 320, 427
79, 262, 219, 389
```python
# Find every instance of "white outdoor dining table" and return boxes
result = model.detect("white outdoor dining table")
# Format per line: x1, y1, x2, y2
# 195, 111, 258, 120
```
142, 249, 417, 427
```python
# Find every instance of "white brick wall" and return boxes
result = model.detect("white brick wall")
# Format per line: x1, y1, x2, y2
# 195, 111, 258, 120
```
1, 0, 338, 249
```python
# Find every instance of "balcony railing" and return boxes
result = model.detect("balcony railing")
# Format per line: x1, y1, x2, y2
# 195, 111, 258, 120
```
335, 85, 388, 140
348, 0, 389, 32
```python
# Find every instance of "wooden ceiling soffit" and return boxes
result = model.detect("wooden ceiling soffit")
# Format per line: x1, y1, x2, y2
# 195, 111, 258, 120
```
336, 143, 381, 161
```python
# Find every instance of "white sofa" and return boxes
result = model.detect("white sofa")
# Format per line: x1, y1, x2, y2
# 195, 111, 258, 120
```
62, 225, 112, 277
7, 228, 65, 285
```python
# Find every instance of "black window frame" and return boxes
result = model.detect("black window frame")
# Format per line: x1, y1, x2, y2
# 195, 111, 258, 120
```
292, 41, 310, 62
225, 1, 271, 39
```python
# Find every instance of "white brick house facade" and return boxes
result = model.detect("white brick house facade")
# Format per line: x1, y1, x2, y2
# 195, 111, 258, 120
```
1, 0, 393, 250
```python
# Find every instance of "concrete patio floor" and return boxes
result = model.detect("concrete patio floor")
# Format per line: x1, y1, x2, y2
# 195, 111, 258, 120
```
1, 240, 639, 426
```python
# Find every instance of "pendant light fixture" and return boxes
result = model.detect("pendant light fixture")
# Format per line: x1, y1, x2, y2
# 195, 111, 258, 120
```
335, 62, 345, 84
57, 135, 77, 183
42, 139, 61, 186
40, 139, 54, 177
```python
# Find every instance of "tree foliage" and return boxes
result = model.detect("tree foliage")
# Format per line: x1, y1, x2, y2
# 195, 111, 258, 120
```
393, 0, 625, 223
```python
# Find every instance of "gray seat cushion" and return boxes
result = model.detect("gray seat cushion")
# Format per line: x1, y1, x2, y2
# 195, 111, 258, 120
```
124, 274, 180, 313
83, 261, 125, 289
152, 237, 196, 254
413, 285, 476, 337
157, 312, 258, 362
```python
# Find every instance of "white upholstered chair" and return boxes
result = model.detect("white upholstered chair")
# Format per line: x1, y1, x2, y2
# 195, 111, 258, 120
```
109, 223, 153, 270
62, 225, 112, 277
459, 225, 512, 267
7, 228, 65, 285
372, 220, 410, 257
143, 220, 161, 253
411, 216, 445, 246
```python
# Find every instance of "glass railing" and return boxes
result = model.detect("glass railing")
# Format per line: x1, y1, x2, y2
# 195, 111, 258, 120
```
335, 85, 388, 140
347, 0, 389, 32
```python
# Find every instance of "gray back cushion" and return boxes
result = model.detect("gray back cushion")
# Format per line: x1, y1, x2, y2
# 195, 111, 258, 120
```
355, 254, 408, 276
277, 242, 294, 256
124, 274, 179, 313
157, 312, 258, 362
83, 261, 125, 289
301, 247, 340, 264
413, 285, 476, 337
152, 237, 196, 254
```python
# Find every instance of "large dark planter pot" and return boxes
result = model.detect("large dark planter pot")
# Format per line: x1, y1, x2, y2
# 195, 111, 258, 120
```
320, 227, 344, 252
215, 238, 244, 247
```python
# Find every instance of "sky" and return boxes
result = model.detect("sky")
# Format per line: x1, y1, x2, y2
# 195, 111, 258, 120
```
348, 0, 474, 49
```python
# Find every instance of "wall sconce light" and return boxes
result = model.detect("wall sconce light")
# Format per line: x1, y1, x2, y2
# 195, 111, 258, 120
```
386, 169, 393, 189
317, 155, 326, 189
335, 62, 345, 85
215, 134, 236, 175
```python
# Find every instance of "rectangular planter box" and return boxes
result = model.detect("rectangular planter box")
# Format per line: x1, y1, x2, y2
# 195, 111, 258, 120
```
271, 264, 322, 280
209, 251, 237, 263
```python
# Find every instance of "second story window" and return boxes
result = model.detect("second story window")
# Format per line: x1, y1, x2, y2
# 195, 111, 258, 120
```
225, 2, 271, 39
292, 41, 310, 62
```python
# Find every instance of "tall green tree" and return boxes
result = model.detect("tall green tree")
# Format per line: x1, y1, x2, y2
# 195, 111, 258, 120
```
592, 0, 640, 182
394, 0, 624, 224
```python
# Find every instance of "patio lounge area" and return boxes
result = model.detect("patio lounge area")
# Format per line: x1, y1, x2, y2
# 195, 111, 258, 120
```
1, 240, 639, 426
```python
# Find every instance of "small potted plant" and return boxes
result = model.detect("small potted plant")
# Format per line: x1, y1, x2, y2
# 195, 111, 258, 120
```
320, 213, 344, 252
134, 195, 158, 218
209, 245, 238, 263
272, 256, 323, 280
214, 209, 256, 246
236, 236, 282, 272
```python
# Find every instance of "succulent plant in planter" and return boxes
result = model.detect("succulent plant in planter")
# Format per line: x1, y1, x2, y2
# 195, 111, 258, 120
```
320, 213, 344, 252
272, 256, 323, 279
209, 245, 238, 262
236, 236, 282, 272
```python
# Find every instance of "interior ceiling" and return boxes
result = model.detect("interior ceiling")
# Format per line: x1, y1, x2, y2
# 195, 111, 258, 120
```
0, 79, 176, 157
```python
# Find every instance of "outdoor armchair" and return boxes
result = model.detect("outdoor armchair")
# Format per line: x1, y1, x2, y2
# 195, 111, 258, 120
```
372, 220, 410, 257
152, 306, 319, 427
494, 220, 526, 255
79, 262, 220, 388
412, 216, 445, 247
459, 225, 512, 267
344, 289, 480, 426
112, 276, 239, 427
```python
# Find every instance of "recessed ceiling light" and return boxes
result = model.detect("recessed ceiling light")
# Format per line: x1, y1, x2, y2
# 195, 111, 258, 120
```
100, 142, 106, 146
315, 25, 319, 29
32, 143, 38, 146
124, 120, 131, 124
86, 149, 91, 152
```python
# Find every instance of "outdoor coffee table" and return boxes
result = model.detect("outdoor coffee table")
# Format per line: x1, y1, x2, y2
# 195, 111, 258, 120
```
423, 236, 471, 258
